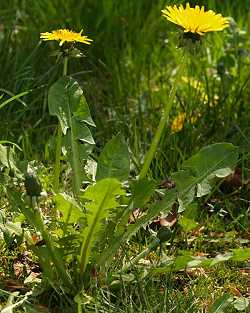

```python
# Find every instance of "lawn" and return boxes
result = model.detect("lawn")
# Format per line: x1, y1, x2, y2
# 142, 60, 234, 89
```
0, 0, 249, 312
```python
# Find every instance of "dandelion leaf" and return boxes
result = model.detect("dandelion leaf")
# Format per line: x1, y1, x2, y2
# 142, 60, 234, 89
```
79, 178, 124, 274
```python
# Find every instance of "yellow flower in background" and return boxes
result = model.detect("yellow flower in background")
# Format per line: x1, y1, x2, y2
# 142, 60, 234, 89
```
40, 29, 93, 46
182, 76, 208, 102
162, 3, 229, 36
171, 112, 186, 133
182, 76, 219, 107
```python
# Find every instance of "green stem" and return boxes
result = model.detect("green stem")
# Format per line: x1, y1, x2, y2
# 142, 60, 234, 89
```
68, 97, 82, 196
120, 238, 160, 273
63, 56, 68, 77
53, 57, 68, 193
28, 198, 72, 288
78, 301, 83, 313
54, 125, 62, 193
139, 59, 185, 179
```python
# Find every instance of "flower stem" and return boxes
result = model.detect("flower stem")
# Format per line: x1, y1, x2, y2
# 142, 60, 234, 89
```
54, 56, 68, 193
139, 58, 185, 180
63, 56, 68, 77
120, 237, 161, 273
28, 198, 72, 288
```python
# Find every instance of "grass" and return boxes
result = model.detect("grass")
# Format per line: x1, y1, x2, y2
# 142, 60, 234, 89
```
0, 0, 250, 312
0, 0, 249, 163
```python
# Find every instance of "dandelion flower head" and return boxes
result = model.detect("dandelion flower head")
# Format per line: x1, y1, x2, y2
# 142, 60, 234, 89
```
40, 29, 93, 46
162, 3, 229, 36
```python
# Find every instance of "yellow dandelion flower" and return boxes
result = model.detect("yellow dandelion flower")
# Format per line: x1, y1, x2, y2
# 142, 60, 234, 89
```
171, 112, 186, 133
40, 29, 93, 46
162, 3, 229, 36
